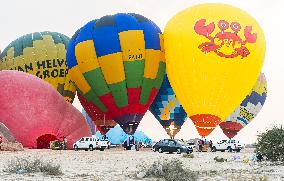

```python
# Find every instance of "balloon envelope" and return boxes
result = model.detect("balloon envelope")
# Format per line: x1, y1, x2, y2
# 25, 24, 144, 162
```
164, 4, 265, 136
0, 70, 91, 149
0, 122, 16, 142
220, 73, 267, 139
0, 31, 76, 103
82, 109, 96, 135
150, 74, 187, 138
67, 13, 165, 134
80, 94, 116, 135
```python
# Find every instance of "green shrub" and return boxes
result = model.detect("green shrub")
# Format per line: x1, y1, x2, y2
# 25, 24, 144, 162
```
3, 157, 63, 176
255, 126, 284, 162
182, 153, 194, 158
214, 156, 227, 162
136, 159, 197, 181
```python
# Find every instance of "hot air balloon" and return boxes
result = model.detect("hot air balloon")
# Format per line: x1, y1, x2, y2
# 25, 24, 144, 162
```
80, 94, 117, 135
220, 73, 267, 139
0, 70, 91, 149
82, 109, 96, 135
150, 74, 187, 139
67, 13, 165, 134
164, 4, 266, 137
0, 32, 76, 103
0, 122, 16, 142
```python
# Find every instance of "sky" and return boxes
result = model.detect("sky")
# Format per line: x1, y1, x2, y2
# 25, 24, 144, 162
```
0, 0, 283, 144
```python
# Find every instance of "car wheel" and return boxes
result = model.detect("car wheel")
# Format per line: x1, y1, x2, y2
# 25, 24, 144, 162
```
74, 145, 78, 151
228, 147, 232, 152
153, 147, 157, 152
236, 149, 241, 152
221, 150, 225, 152
100, 148, 105, 151
211, 147, 216, 152
177, 148, 181, 154
169, 152, 173, 154
158, 148, 163, 153
89, 145, 94, 151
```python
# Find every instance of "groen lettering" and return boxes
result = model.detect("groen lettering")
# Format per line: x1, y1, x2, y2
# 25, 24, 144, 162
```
36, 71, 42, 78
51, 69, 59, 77
43, 70, 50, 78
59, 69, 65, 77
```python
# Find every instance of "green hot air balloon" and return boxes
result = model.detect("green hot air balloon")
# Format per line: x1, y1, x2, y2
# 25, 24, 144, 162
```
66, 14, 165, 134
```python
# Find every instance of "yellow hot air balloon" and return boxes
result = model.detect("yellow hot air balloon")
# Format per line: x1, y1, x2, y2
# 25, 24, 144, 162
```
164, 4, 265, 137
0, 32, 76, 103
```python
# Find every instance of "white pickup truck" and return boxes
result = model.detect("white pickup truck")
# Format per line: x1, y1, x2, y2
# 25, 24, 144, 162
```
73, 136, 108, 151
211, 139, 244, 152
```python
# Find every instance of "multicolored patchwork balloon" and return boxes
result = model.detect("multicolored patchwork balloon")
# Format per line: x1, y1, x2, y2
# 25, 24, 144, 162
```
67, 13, 165, 134
79, 94, 116, 135
150, 74, 187, 138
220, 73, 267, 139
164, 4, 266, 137
0, 32, 76, 103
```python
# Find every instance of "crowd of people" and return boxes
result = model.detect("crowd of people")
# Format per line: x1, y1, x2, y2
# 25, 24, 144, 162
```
123, 136, 151, 151
197, 139, 213, 152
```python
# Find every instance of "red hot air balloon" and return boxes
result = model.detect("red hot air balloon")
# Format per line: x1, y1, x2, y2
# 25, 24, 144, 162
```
78, 93, 117, 135
0, 70, 91, 149
66, 14, 165, 135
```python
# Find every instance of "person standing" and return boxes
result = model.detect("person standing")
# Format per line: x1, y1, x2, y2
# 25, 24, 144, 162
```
0, 135, 3, 150
198, 139, 203, 152
63, 136, 67, 150
209, 140, 213, 151
135, 140, 139, 151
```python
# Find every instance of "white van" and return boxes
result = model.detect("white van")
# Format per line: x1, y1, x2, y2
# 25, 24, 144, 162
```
73, 136, 108, 151
212, 140, 244, 152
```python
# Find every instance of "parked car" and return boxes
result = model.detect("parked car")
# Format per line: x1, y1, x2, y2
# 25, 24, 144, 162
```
211, 139, 244, 152
50, 140, 66, 150
73, 136, 108, 151
141, 142, 152, 148
152, 139, 193, 154
185, 140, 197, 150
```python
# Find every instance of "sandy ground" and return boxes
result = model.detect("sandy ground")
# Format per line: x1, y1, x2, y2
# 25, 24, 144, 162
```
0, 148, 283, 181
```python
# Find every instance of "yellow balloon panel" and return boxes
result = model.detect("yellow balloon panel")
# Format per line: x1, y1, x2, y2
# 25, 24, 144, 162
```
0, 33, 76, 103
164, 4, 265, 136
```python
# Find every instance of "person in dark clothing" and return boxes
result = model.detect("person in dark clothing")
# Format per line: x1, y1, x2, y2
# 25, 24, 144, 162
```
63, 136, 67, 150
135, 140, 139, 151
0, 135, 3, 145
198, 139, 203, 152
209, 140, 213, 150
123, 140, 127, 150
0, 135, 3, 150
256, 151, 263, 162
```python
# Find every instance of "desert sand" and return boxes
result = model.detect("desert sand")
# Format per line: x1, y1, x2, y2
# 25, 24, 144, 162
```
0, 148, 283, 181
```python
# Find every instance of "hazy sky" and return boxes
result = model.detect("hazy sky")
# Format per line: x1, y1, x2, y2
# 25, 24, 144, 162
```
0, 0, 282, 143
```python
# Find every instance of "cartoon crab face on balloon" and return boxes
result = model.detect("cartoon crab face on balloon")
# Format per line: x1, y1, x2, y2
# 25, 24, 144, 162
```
194, 19, 257, 58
